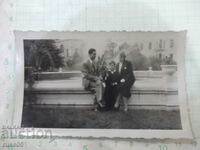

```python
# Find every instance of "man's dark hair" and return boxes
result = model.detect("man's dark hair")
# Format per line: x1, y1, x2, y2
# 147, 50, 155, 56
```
88, 48, 96, 54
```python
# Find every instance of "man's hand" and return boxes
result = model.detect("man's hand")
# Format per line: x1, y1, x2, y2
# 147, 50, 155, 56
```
120, 78, 125, 83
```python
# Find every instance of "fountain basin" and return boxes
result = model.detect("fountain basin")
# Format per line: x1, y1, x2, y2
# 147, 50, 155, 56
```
161, 65, 177, 76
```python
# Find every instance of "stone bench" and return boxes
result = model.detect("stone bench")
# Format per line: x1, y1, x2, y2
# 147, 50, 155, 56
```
24, 78, 179, 110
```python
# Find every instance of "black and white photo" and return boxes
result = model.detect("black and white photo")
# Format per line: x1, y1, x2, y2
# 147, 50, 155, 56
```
14, 31, 192, 138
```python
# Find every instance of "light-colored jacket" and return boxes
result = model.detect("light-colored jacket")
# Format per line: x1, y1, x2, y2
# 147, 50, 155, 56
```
81, 59, 99, 89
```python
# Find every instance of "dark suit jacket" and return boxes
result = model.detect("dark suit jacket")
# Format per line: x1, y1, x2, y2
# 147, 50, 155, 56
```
81, 59, 99, 89
104, 71, 120, 109
116, 60, 135, 98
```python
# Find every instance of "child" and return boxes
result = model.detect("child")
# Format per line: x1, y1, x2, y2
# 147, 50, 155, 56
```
104, 61, 120, 110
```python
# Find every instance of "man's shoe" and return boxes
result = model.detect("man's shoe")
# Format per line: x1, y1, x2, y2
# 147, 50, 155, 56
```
98, 101, 105, 107
114, 104, 120, 110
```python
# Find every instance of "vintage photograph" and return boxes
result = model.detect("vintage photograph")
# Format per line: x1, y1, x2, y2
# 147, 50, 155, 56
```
14, 31, 192, 138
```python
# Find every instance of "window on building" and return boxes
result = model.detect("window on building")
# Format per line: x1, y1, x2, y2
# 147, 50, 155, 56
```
170, 53, 173, 59
159, 39, 162, 49
148, 42, 152, 50
163, 40, 165, 48
159, 53, 162, 59
170, 39, 174, 48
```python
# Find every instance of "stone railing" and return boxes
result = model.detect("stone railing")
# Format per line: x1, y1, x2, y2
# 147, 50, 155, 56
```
26, 64, 177, 81
32, 70, 166, 80
33, 71, 82, 80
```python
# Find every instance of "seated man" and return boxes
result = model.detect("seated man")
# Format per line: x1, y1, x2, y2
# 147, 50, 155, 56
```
82, 48, 105, 111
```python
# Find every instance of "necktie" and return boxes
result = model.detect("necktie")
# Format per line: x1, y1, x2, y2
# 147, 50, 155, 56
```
92, 61, 96, 71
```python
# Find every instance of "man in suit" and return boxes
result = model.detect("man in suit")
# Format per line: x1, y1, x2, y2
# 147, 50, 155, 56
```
82, 48, 104, 111
114, 52, 135, 112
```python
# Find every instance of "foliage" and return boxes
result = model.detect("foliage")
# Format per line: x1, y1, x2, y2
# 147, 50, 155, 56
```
72, 49, 83, 64
66, 57, 74, 68
96, 54, 108, 77
65, 50, 83, 70
24, 40, 65, 72
104, 41, 118, 59
118, 42, 150, 70
126, 49, 150, 70
149, 56, 162, 70
24, 67, 35, 89
119, 42, 129, 51
149, 56, 177, 70
116, 42, 177, 71
162, 56, 177, 65
107, 41, 117, 50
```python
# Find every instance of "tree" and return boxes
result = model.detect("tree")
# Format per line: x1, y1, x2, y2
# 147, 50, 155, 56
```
72, 49, 82, 64
24, 40, 64, 71
104, 41, 117, 58
149, 56, 162, 70
119, 43, 149, 70
119, 42, 129, 51
126, 48, 150, 70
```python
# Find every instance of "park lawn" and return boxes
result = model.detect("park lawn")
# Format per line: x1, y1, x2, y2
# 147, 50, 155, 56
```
21, 106, 182, 129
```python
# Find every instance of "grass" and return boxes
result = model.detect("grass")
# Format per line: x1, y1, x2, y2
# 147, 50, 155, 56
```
21, 106, 182, 129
